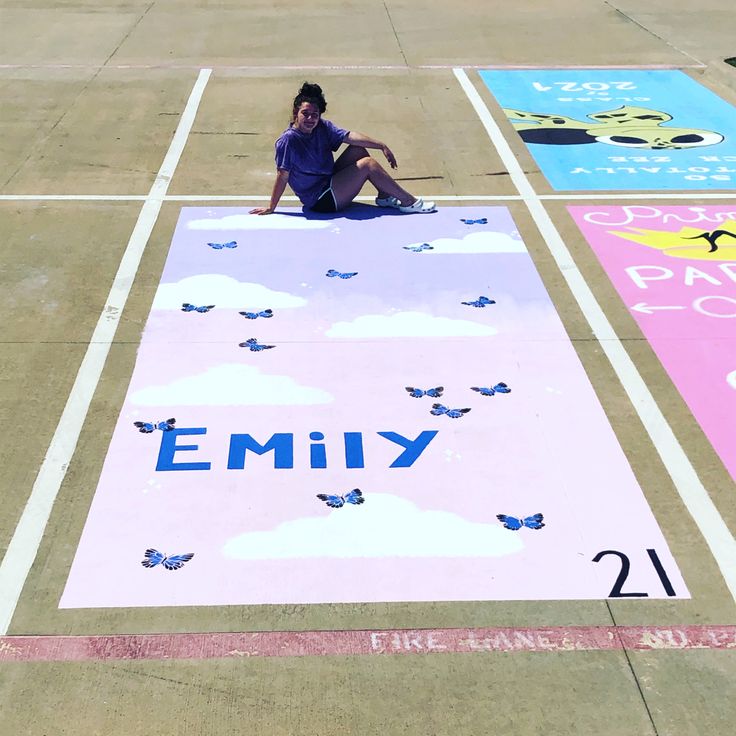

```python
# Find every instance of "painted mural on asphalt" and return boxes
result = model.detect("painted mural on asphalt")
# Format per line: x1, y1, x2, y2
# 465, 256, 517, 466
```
60, 206, 687, 607
571, 204, 736, 481
480, 70, 736, 190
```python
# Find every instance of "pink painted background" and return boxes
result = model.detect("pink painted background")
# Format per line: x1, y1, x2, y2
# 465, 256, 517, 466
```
60, 206, 687, 607
570, 205, 736, 482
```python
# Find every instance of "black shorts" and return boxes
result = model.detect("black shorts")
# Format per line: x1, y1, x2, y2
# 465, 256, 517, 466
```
311, 183, 338, 213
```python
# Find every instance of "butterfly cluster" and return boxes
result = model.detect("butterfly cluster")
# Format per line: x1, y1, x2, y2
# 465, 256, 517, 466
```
496, 513, 545, 531
207, 240, 237, 249
141, 548, 195, 570
326, 269, 358, 279
405, 386, 444, 399
471, 383, 511, 396
460, 218, 488, 225
430, 404, 471, 419
239, 337, 275, 351
239, 309, 273, 320
316, 488, 364, 508
403, 243, 434, 252
134, 418, 176, 433
462, 296, 496, 308
181, 303, 215, 313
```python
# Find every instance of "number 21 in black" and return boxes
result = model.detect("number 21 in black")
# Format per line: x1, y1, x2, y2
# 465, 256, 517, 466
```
592, 549, 677, 598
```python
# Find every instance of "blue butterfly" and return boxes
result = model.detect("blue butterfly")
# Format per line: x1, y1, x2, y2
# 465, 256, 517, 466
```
430, 403, 471, 419
207, 240, 237, 249
316, 489, 364, 508
141, 548, 195, 570
403, 243, 434, 252
133, 418, 176, 433
405, 386, 444, 398
471, 383, 511, 396
496, 513, 545, 531
239, 309, 273, 319
326, 269, 358, 279
460, 218, 488, 225
461, 296, 496, 308
239, 337, 275, 351
181, 303, 215, 313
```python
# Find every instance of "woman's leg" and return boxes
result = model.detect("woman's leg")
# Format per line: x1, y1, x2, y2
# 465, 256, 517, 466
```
333, 145, 393, 200
330, 157, 416, 210
333, 145, 370, 172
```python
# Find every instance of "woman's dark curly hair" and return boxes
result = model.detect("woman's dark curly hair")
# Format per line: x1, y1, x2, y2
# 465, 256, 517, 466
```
292, 82, 327, 122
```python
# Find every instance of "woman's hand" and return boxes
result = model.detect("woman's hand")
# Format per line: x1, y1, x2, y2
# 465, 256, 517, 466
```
381, 145, 397, 169
249, 206, 275, 215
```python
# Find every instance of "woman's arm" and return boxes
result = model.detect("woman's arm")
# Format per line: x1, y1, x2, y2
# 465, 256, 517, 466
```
249, 168, 290, 215
344, 131, 397, 169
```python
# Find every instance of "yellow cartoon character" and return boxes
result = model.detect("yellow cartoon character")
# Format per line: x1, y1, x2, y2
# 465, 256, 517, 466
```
504, 105, 724, 150
609, 222, 736, 260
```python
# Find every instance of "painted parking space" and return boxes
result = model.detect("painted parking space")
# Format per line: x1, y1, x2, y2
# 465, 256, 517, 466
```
479, 70, 736, 191
570, 204, 736, 482
59, 206, 686, 609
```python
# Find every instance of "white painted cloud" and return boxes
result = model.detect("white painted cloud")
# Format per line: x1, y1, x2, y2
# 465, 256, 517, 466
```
222, 494, 523, 559
326, 311, 497, 338
187, 214, 331, 230
405, 231, 527, 254
130, 364, 333, 406
152, 275, 307, 309
728, 370, 736, 390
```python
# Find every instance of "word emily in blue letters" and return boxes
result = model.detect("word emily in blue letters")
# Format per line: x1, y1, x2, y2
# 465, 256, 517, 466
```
155, 428, 439, 471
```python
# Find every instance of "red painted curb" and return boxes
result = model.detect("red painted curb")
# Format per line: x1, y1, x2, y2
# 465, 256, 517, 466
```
1, 625, 735, 662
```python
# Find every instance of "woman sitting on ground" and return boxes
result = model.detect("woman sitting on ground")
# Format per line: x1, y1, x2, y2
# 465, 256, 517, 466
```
249, 82, 435, 216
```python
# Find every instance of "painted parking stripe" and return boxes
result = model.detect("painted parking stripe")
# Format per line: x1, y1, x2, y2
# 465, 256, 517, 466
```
1, 625, 735, 661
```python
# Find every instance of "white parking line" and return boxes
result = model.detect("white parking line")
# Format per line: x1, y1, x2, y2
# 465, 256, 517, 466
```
0, 68, 213, 635
453, 67, 736, 602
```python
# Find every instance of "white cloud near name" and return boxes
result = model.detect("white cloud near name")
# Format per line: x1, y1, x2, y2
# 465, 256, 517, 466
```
152, 275, 307, 309
326, 311, 498, 338
130, 364, 333, 406
222, 494, 523, 560
187, 214, 331, 230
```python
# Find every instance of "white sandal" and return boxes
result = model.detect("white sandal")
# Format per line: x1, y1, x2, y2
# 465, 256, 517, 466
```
398, 197, 436, 214
375, 195, 401, 208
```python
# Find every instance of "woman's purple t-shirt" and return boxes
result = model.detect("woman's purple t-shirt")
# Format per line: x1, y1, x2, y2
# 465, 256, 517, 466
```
274, 119, 349, 207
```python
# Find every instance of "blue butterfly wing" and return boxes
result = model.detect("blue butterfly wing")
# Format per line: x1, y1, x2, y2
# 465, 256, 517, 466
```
523, 514, 545, 530
181, 303, 196, 312
240, 311, 258, 319
162, 553, 195, 570
259, 309, 274, 318
405, 387, 424, 398
462, 299, 482, 307
134, 421, 154, 433
339, 272, 358, 279
326, 269, 338, 277
141, 548, 165, 567
430, 403, 448, 415
196, 305, 215, 313
493, 382, 511, 394
426, 386, 444, 398
223, 241, 237, 249
157, 418, 176, 431
447, 408, 471, 418
317, 493, 344, 508
207, 242, 224, 249
344, 489, 364, 505
496, 515, 523, 531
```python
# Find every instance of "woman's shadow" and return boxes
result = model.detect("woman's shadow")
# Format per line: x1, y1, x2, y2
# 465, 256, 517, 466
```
279, 202, 435, 222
